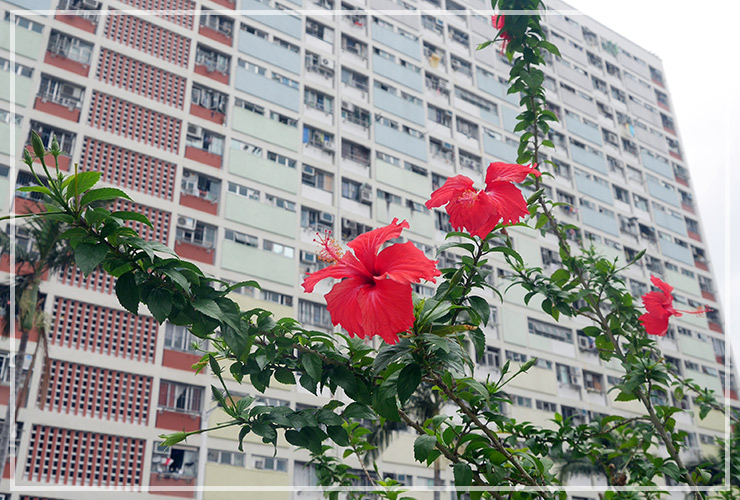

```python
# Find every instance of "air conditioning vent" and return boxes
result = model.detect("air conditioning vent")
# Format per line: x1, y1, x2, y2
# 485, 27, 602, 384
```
319, 212, 334, 224
187, 124, 203, 139
302, 165, 315, 176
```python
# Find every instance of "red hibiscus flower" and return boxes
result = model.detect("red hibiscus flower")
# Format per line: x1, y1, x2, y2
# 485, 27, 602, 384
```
491, 14, 512, 53
638, 275, 711, 336
425, 162, 540, 238
301, 219, 441, 344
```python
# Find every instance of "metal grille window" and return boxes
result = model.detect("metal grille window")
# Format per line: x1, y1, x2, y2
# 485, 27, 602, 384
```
195, 45, 231, 74
48, 31, 93, 64
301, 165, 333, 192
304, 88, 334, 114
158, 381, 203, 413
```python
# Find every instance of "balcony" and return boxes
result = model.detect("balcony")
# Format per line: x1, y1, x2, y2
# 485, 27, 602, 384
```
659, 238, 693, 265
190, 88, 227, 126
224, 193, 297, 239
180, 171, 220, 216
34, 76, 84, 122
475, 68, 518, 105
374, 122, 427, 161
371, 22, 421, 61
483, 135, 518, 162
238, 30, 300, 75
0, 18, 44, 60
580, 206, 620, 236
234, 66, 299, 112
640, 149, 672, 178
175, 220, 216, 265
372, 87, 425, 126
570, 144, 607, 174
55, 0, 100, 34
242, 0, 302, 39
199, 14, 234, 46
194, 47, 230, 85
647, 177, 679, 207
232, 106, 299, 151
222, 239, 296, 286
210, 0, 236, 7
184, 128, 224, 169
24, 123, 74, 171
44, 31, 93, 76
376, 160, 431, 198
151, 444, 199, 498
653, 209, 686, 235
228, 147, 298, 194
565, 115, 602, 145
372, 54, 423, 92
574, 172, 613, 205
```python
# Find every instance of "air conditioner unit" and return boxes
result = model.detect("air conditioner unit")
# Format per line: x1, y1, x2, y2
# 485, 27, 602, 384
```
343, 219, 357, 230
360, 188, 373, 204
182, 170, 193, 178
187, 124, 203, 139
320, 58, 335, 70
578, 336, 593, 350
254, 460, 264, 470
302, 165, 315, 176
177, 217, 197, 230
319, 212, 334, 224
322, 141, 335, 152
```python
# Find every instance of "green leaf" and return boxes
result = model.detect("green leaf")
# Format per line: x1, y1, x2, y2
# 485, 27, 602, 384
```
115, 272, 140, 315
301, 353, 322, 381
326, 425, 349, 446
252, 422, 277, 443
110, 210, 153, 228
453, 463, 473, 487
17, 185, 52, 195
467, 296, 490, 326
224, 280, 261, 293
193, 299, 221, 320
413, 434, 437, 463
79, 187, 132, 207
147, 288, 172, 323
74, 242, 108, 276
614, 391, 637, 402
343, 403, 376, 420
66, 171, 102, 199
489, 246, 523, 265
397, 364, 421, 405
274, 367, 296, 385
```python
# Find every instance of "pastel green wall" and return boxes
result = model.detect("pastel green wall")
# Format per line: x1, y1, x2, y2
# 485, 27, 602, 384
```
232, 107, 300, 152
376, 160, 431, 198
0, 21, 44, 60
221, 239, 296, 286
228, 148, 299, 194
224, 193, 297, 238
0, 69, 32, 107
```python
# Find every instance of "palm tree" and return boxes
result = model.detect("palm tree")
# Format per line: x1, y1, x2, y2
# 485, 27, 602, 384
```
0, 215, 73, 473
364, 382, 446, 500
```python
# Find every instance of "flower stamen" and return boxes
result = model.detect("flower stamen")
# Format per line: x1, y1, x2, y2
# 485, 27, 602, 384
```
314, 230, 344, 263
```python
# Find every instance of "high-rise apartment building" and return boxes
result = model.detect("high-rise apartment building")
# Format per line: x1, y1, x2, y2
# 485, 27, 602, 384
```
0, 0, 736, 498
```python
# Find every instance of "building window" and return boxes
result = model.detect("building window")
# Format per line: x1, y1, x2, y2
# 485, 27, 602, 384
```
478, 346, 500, 368
208, 449, 245, 467
253, 455, 288, 472
298, 300, 332, 329
164, 323, 205, 353
152, 443, 199, 478
528, 318, 572, 343
158, 381, 203, 413
505, 351, 527, 363
536, 400, 557, 412
225, 229, 258, 247
263, 240, 295, 258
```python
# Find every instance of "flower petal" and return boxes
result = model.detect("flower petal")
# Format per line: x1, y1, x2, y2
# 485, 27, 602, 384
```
356, 278, 414, 344
639, 311, 670, 336
301, 253, 367, 293
347, 218, 409, 273
485, 181, 530, 225
324, 277, 414, 344
445, 190, 501, 238
649, 275, 674, 298
375, 241, 441, 285
484, 162, 540, 186
324, 277, 370, 338
425, 175, 475, 209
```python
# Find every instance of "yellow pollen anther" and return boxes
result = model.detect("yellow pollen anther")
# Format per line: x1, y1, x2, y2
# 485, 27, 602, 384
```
314, 230, 344, 263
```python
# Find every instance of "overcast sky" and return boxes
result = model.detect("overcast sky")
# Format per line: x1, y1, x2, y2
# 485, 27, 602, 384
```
561, 0, 739, 376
